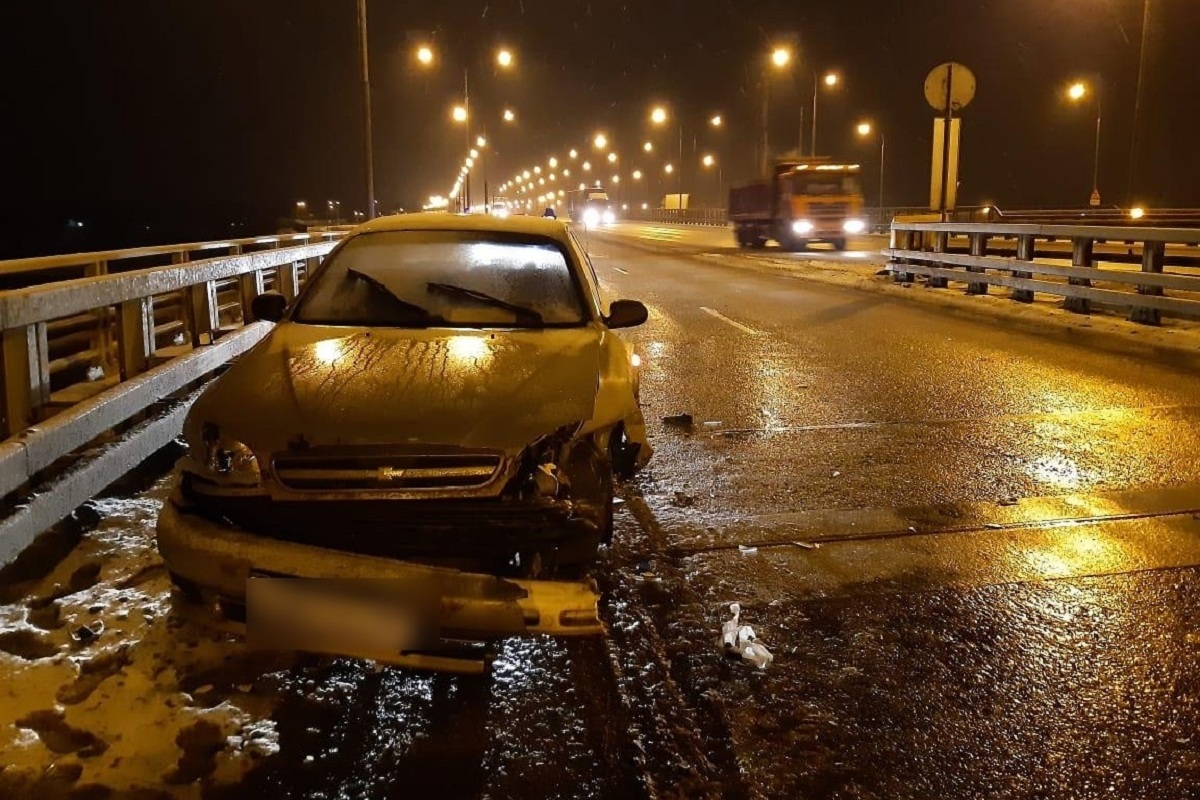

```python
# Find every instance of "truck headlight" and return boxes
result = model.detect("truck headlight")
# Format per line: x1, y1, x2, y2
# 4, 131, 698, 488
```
583, 207, 601, 228
602, 210, 616, 225
843, 218, 866, 234
792, 220, 814, 235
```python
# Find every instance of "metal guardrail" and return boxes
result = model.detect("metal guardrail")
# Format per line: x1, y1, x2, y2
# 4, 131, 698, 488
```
624, 208, 729, 226
886, 222, 1200, 325
0, 234, 347, 563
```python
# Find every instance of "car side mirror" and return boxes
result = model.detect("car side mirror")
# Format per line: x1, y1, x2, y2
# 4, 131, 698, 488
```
251, 291, 288, 323
604, 299, 648, 329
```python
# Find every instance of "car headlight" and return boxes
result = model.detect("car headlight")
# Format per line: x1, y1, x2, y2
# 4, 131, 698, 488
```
602, 209, 616, 225
843, 218, 866, 234
792, 220, 814, 234
493, 207, 509, 218
583, 207, 601, 228
187, 423, 262, 486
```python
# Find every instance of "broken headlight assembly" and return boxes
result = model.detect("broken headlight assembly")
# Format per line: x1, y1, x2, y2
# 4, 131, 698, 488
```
183, 422, 263, 488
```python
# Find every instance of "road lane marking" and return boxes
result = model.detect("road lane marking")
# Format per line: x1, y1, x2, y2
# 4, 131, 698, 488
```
699, 306, 760, 335
613, 267, 629, 274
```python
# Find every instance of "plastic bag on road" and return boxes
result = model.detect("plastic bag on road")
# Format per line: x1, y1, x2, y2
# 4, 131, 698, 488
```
718, 603, 773, 670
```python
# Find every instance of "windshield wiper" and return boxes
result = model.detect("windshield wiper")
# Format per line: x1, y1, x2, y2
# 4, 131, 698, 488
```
426, 281, 544, 323
347, 268, 435, 322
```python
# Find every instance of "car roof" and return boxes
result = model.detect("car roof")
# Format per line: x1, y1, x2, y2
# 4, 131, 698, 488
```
350, 212, 571, 243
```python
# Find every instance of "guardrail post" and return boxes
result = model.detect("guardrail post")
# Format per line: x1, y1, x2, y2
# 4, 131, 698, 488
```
1063, 237, 1094, 314
927, 232, 949, 288
1129, 240, 1166, 326
966, 233, 989, 295
1011, 235, 1035, 303
239, 270, 266, 322
277, 262, 300, 302
85, 260, 114, 372
183, 280, 219, 346
115, 298, 155, 379
0, 324, 51, 436
891, 230, 914, 283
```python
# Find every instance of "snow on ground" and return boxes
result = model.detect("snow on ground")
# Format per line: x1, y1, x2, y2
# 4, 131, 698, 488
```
0, 475, 292, 797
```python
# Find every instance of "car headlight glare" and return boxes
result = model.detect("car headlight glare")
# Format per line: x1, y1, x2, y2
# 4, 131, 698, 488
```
843, 218, 866, 234
602, 210, 616, 225
792, 220, 814, 235
583, 207, 601, 228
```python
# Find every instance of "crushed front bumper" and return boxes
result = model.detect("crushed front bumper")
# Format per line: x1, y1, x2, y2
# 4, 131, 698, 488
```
156, 499, 603, 643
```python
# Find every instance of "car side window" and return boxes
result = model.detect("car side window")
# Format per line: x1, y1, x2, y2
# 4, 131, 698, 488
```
568, 230, 610, 316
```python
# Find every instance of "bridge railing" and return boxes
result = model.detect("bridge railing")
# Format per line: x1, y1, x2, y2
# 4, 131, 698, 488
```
623, 208, 729, 226
0, 234, 346, 562
885, 221, 1200, 325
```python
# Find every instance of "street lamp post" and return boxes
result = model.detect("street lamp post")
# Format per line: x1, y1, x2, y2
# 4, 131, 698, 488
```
855, 122, 886, 210
811, 71, 840, 156
762, 46, 792, 176
1067, 81, 1103, 206
355, 0, 376, 219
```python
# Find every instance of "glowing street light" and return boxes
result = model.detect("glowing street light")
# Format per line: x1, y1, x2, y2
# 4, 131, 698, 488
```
710, 114, 723, 127
702, 154, 715, 167
643, 141, 653, 153
664, 163, 674, 174
452, 105, 468, 123
578, 182, 586, 190
533, 166, 541, 174
503, 108, 516, 123
549, 157, 558, 168
593, 133, 608, 150
650, 106, 668, 125
612, 174, 621, 184
632, 169, 642, 180
496, 48, 514, 68
469, 148, 479, 159
582, 161, 591, 171
476, 135, 487, 147
607, 152, 617, 163
416, 45, 434, 65
522, 170, 530, 179
824, 71, 840, 87
562, 168, 571, 177
569, 149, 578, 159
771, 47, 791, 68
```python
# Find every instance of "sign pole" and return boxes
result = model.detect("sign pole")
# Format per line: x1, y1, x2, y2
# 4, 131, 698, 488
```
938, 65, 954, 222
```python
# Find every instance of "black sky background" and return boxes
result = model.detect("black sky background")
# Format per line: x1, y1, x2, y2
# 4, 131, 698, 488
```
4, 0, 1198, 258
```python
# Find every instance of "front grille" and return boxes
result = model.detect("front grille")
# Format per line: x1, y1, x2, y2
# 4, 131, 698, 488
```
809, 202, 848, 219
273, 452, 503, 492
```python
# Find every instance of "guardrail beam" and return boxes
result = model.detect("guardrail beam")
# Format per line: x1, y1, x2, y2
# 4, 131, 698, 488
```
1012, 235, 1035, 303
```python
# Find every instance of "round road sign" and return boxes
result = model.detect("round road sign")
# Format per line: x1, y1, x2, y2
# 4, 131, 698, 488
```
925, 62, 976, 113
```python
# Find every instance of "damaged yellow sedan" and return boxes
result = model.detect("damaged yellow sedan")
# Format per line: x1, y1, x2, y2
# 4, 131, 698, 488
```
156, 213, 651, 670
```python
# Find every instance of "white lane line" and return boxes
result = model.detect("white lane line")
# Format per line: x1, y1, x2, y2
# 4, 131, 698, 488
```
699, 306, 761, 335
613, 267, 629, 274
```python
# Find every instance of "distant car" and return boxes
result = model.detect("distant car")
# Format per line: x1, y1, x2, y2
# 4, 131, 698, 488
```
542, 207, 557, 219
156, 213, 652, 656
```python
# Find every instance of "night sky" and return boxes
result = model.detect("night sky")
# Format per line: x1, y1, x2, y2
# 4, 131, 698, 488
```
5, 1, 1198, 258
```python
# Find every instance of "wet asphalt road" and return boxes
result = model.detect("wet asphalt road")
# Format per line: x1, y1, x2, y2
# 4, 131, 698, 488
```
4, 228, 1200, 798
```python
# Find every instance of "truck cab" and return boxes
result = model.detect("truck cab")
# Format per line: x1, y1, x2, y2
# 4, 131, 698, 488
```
729, 159, 866, 251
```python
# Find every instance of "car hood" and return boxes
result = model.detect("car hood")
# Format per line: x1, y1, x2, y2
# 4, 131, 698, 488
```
187, 324, 605, 455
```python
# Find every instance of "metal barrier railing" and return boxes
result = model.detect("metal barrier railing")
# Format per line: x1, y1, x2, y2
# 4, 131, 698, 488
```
885, 222, 1200, 325
623, 208, 729, 226
0, 235, 347, 562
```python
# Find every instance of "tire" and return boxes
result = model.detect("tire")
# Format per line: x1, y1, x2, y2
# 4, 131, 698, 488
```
832, 237, 847, 251
750, 235, 767, 249
609, 424, 640, 481
168, 571, 204, 603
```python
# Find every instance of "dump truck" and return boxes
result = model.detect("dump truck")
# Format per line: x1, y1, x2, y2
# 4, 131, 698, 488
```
729, 159, 865, 250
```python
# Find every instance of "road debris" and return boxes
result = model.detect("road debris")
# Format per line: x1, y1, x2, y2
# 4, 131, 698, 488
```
671, 491, 696, 508
662, 413, 694, 428
792, 541, 820, 550
718, 603, 773, 670
984, 523, 1003, 529
70, 620, 104, 645
702, 421, 722, 428
738, 545, 758, 555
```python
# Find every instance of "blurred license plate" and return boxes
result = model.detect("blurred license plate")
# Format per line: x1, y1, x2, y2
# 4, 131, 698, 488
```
246, 577, 419, 655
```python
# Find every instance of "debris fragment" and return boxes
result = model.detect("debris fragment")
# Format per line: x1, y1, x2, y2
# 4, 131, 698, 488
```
70, 620, 104, 645
662, 413, 693, 428
718, 603, 773, 670
999, 497, 1019, 507
738, 545, 758, 555
702, 421, 722, 428
671, 491, 696, 508
984, 523, 1003, 530
832, 471, 841, 477
907, 526, 917, 533
792, 540, 820, 550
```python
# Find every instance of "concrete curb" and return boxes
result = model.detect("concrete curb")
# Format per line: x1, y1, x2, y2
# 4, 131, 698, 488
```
594, 230, 1200, 372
